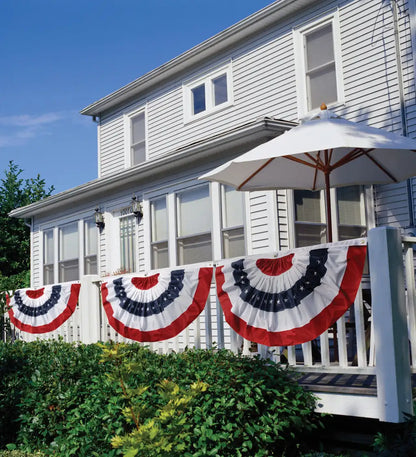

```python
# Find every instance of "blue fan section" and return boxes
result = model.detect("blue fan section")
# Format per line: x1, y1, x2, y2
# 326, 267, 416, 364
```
232, 248, 328, 312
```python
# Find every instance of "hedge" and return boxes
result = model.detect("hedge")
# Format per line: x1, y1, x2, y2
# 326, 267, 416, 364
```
0, 340, 320, 456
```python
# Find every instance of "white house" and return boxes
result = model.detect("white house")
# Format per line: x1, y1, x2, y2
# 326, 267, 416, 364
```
8, 0, 416, 423
10, 0, 416, 290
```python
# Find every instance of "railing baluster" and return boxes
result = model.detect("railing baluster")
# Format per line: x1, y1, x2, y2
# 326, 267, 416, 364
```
320, 331, 330, 366
336, 315, 348, 368
302, 342, 313, 366
354, 285, 367, 367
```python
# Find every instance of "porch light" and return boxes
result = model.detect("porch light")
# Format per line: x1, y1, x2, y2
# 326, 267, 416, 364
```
132, 196, 143, 223
94, 208, 105, 230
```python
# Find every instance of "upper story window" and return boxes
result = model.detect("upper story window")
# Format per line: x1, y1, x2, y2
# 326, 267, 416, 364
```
221, 185, 245, 258
293, 186, 367, 247
176, 185, 212, 264
184, 64, 233, 122
125, 109, 147, 167
295, 13, 344, 116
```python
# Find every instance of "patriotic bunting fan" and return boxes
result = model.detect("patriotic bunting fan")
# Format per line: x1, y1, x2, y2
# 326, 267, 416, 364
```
216, 239, 367, 346
101, 267, 213, 342
7, 283, 81, 334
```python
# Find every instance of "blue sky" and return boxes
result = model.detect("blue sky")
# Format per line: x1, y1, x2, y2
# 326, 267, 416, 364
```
0, 0, 274, 194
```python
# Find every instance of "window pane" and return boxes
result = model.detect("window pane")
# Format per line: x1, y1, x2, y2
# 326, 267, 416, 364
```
43, 230, 54, 265
59, 223, 78, 261
223, 227, 245, 258
177, 186, 211, 236
59, 259, 79, 282
43, 265, 54, 285
152, 242, 169, 269
131, 112, 145, 144
308, 64, 337, 110
192, 84, 206, 114
295, 223, 327, 247
84, 220, 98, 257
337, 186, 362, 226
294, 190, 323, 223
306, 23, 334, 70
132, 142, 146, 165
151, 198, 168, 242
213, 74, 228, 106
178, 233, 212, 265
84, 255, 97, 275
223, 185, 244, 228
120, 216, 136, 273
338, 225, 366, 241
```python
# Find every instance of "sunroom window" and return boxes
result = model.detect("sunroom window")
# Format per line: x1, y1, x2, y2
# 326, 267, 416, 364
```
58, 222, 79, 282
120, 215, 137, 273
293, 186, 367, 247
151, 197, 169, 269
84, 219, 98, 275
177, 186, 212, 265
43, 229, 54, 285
221, 185, 245, 258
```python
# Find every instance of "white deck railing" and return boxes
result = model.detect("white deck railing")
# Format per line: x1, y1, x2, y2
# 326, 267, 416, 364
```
3, 227, 415, 422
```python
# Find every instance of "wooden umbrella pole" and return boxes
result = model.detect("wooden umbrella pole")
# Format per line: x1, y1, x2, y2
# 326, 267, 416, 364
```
324, 150, 333, 243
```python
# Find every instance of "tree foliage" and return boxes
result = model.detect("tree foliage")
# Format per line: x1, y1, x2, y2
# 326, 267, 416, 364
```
0, 161, 54, 280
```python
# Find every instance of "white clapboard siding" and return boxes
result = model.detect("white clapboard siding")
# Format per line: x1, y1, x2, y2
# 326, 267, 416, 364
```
31, 229, 41, 288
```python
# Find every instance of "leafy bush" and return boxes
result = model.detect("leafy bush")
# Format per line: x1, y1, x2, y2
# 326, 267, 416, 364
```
0, 340, 320, 456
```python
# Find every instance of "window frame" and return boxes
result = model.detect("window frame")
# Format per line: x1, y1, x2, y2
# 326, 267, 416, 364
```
220, 184, 246, 259
175, 184, 212, 266
183, 64, 233, 123
150, 196, 169, 270
288, 186, 370, 248
119, 213, 138, 274
58, 221, 80, 283
124, 106, 148, 168
294, 11, 344, 118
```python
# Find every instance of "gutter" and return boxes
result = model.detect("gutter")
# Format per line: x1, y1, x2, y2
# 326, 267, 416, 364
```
9, 117, 295, 218
80, 0, 316, 117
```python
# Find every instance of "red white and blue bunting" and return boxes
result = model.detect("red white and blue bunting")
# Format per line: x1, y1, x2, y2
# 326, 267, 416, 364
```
7, 284, 81, 334
101, 267, 213, 342
216, 239, 367, 347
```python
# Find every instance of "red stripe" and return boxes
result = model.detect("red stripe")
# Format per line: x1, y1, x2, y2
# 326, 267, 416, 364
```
8, 284, 81, 334
101, 268, 213, 342
216, 246, 366, 346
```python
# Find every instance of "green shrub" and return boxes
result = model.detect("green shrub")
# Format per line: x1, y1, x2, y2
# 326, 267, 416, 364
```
0, 340, 320, 457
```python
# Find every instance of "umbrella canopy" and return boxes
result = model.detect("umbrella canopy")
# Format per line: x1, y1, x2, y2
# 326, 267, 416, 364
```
200, 106, 416, 241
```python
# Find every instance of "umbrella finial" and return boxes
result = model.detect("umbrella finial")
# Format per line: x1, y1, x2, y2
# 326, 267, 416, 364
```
320, 103, 328, 110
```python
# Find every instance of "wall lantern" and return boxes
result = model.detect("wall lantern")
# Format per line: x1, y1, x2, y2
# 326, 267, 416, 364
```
94, 208, 105, 230
132, 196, 143, 223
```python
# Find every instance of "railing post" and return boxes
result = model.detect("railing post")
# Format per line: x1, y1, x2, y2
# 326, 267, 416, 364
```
79, 275, 101, 344
368, 227, 413, 423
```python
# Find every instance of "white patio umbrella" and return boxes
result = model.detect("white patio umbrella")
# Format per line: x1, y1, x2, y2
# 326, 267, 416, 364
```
200, 106, 416, 241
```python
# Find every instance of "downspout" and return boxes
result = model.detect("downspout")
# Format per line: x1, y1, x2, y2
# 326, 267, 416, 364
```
392, 0, 415, 228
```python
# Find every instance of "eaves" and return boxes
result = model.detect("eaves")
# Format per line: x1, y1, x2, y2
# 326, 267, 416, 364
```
9, 117, 296, 219
80, 0, 319, 117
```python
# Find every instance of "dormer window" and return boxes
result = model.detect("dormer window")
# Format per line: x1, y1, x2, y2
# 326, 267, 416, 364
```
184, 64, 233, 122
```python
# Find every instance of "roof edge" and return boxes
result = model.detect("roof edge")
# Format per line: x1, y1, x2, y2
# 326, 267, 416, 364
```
80, 0, 302, 116
10, 117, 295, 218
